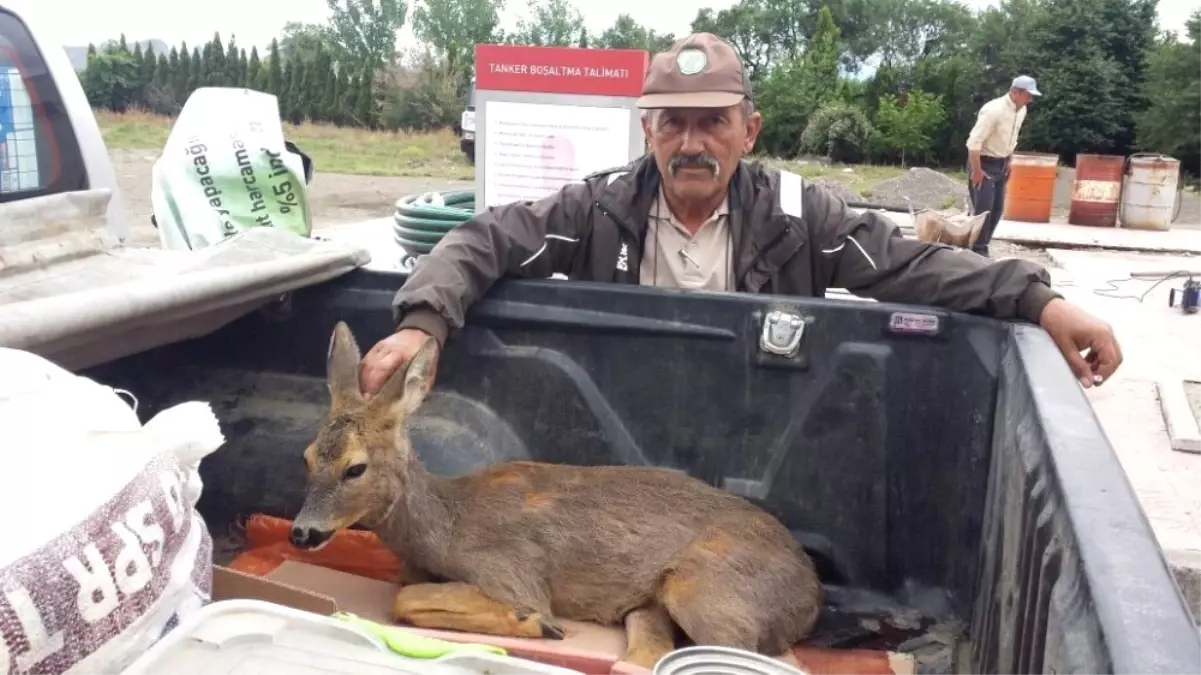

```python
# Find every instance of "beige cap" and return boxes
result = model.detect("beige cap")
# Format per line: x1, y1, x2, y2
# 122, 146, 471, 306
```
636, 33, 752, 109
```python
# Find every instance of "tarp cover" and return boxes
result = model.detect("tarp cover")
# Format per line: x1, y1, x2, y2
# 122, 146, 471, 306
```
0, 189, 370, 370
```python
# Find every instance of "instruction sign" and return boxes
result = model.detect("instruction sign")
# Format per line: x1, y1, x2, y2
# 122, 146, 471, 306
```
472, 44, 649, 213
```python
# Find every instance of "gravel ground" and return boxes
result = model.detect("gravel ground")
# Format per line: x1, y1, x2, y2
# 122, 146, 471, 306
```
871, 167, 970, 212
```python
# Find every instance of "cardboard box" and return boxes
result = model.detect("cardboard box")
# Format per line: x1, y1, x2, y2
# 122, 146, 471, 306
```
211, 562, 916, 675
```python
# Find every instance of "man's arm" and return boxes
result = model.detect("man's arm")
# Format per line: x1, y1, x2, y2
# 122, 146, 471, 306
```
393, 181, 593, 345
809, 183, 1059, 322
965, 104, 997, 186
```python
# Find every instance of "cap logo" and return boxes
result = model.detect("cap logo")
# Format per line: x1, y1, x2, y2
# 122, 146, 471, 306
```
676, 48, 707, 76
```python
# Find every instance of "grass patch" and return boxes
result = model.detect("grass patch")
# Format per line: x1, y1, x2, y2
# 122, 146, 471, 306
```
94, 109, 967, 196
767, 159, 906, 195
94, 108, 474, 181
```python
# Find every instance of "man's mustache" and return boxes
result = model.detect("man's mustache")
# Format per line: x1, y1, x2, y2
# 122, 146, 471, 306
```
669, 154, 719, 176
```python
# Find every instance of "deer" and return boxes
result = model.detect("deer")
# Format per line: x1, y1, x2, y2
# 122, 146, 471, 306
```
290, 321, 824, 669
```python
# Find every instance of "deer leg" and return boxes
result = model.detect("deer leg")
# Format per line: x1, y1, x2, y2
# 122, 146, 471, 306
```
655, 530, 817, 658
621, 603, 677, 669
394, 582, 564, 639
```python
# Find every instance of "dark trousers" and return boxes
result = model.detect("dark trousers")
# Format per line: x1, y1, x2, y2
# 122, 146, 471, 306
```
967, 155, 1008, 257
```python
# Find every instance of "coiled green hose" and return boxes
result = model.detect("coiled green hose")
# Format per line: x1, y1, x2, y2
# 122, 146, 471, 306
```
393, 189, 477, 259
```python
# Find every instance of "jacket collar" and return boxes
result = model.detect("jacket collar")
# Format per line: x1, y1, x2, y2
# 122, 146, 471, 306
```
596, 155, 756, 251
595, 155, 801, 291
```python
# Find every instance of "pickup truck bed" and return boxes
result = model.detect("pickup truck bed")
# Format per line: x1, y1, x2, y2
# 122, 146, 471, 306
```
83, 268, 1201, 674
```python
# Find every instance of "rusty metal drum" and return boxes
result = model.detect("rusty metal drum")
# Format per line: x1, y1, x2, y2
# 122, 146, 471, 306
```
1003, 152, 1059, 223
1121, 154, 1181, 231
1069, 154, 1125, 227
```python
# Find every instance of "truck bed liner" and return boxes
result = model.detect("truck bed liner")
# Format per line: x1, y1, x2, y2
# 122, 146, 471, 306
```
83, 268, 1201, 674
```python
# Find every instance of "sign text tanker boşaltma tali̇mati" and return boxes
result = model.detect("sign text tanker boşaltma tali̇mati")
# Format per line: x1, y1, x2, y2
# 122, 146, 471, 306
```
487, 63, 633, 80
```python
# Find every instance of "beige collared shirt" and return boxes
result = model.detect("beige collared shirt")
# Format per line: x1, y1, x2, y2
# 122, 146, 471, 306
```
966, 94, 1028, 158
639, 188, 733, 291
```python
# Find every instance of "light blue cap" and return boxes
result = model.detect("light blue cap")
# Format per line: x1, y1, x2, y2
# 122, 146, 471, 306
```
1011, 75, 1041, 96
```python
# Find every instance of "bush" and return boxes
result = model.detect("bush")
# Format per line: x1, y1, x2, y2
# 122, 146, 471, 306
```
800, 103, 876, 163
379, 51, 465, 132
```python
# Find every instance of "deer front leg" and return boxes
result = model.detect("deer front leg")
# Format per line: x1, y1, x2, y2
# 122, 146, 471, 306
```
394, 582, 565, 639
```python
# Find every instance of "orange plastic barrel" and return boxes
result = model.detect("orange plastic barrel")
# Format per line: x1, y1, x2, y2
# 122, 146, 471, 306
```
1069, 154, 1125, 227
1002, 152, 1059, 223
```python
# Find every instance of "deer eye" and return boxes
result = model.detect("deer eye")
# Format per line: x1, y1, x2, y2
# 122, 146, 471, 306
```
343, 463, 367, 480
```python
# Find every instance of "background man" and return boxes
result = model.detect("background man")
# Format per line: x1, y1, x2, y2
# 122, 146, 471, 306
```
360, 37, 1119, 395
965, 75, 1040, 257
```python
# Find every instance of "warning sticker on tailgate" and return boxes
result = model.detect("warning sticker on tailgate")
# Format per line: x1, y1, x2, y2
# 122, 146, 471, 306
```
888, 312, 941, 335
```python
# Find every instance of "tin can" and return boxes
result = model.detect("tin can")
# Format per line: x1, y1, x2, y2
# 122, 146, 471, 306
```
651, 646, 810, 675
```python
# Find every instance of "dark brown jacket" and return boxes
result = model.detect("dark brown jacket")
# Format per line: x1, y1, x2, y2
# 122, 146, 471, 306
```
394, 156, 1060, 345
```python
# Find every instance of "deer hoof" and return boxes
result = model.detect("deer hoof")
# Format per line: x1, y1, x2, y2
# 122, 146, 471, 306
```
539, 619, 566, 640
514, 608, 566, 640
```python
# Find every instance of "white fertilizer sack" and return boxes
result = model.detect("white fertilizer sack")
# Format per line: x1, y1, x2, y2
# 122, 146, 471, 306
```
0, 348, 225, 673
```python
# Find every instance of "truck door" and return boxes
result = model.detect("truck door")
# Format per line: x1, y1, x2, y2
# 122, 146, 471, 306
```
0, 8, 86, 203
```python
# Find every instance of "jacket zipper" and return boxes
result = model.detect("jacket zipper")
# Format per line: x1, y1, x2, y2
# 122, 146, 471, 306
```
595, 200, 639, 281
595, 201, 638, 240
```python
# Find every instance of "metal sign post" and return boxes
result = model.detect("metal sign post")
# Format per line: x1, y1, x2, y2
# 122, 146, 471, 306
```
472, 44, 649, 214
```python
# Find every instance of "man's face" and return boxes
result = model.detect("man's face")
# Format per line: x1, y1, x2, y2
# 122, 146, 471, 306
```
642, 103, 762, 206
1013, 90, 1033, 108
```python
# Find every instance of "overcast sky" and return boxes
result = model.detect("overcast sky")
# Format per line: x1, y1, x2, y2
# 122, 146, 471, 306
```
37, 0, 1195, 51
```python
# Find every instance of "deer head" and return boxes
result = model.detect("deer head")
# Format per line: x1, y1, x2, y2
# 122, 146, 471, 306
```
290, 321, 436, 550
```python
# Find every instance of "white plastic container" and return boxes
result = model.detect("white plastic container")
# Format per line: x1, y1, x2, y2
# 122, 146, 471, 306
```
122, 599, 584, 675
652, 646, 810, 675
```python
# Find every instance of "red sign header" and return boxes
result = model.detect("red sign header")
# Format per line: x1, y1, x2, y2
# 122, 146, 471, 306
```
474, 44, 649, 98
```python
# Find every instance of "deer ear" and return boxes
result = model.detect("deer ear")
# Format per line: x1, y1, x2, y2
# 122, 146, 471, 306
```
372, 336, 438, 419
399, 338, 438, 415
327, 321, 363, 406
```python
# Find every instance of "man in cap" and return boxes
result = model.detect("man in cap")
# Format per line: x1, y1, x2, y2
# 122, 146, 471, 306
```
361, 36, 1120, 397
965, 75, 1041, 257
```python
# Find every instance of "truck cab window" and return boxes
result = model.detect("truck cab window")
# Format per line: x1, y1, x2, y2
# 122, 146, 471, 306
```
0, 10, 86, 202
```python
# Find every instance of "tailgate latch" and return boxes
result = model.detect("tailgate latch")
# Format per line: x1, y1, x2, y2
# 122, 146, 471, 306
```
759, 310, 806, 357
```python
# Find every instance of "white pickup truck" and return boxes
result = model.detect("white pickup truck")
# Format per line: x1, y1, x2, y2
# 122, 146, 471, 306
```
3, 6, 1201, 674
0, 3, 393, 372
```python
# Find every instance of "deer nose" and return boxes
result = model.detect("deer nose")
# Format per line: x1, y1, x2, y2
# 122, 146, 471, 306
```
290, 526, 331, 549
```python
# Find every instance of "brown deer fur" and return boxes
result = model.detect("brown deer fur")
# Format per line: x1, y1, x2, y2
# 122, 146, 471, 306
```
291, 321, 824, 668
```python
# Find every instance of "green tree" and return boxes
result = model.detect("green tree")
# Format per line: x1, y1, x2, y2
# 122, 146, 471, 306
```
353, 67, 376, 128
413, 0, 503, 79
598, 14, 675, 54
80, 50, 141, 111
756, 5, 841, 156
310, 43, 333, 121
279, 22, 328, 65
510, 0, 585, 46
174, 43, 191, 98
247, 47, 263, 91
225, 36, 242, 86
1136, 10, 1201, 175
690, 1, 776, 80
874, 90, 946, 166
801, 102, 877, 162
188, 47, 203, 95
325, 0, 408, 70
268, 39, 284, 96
